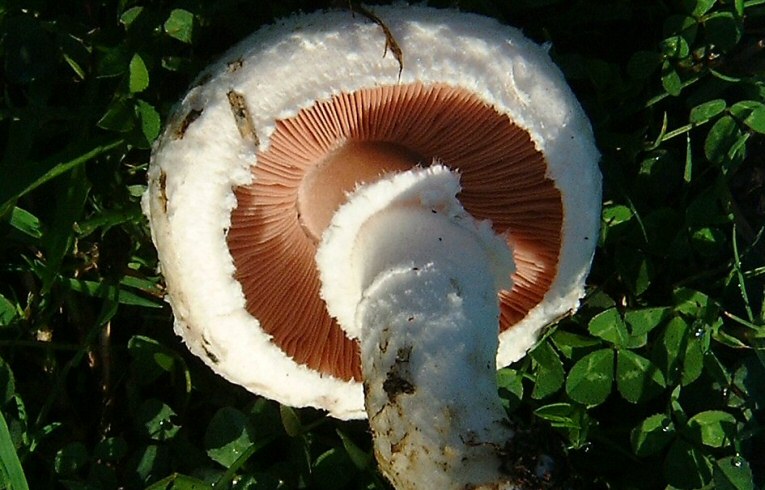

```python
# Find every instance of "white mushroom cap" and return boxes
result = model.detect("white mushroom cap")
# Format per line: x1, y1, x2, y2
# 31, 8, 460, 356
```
143, 5, 601, 420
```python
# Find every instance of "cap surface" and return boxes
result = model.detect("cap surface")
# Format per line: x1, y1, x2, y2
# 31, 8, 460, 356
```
143, 5, 601, 419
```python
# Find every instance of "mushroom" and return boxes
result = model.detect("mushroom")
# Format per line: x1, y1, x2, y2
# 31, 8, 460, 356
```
143, 5, 601, 489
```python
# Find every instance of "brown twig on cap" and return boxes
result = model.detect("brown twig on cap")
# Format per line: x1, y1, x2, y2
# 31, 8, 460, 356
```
172, 108, 203, 140
226, 90, 259, 146
351, 3, 404, 80
158, 170, 168, 213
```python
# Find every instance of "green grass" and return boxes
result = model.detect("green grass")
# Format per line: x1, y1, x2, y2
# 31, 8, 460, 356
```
1, 0, 764, 488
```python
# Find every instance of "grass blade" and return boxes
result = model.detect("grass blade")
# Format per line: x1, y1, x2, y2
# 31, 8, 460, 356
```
0, 138, 123, 209
0, 410, 29, 490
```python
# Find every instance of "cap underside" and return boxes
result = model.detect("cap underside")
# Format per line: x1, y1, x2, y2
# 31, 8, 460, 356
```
227, 82, 562, 382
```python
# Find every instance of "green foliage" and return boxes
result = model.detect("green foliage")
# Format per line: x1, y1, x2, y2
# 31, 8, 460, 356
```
0, 0, 763, 489
0, 410, 29, 490
164, 9, 195, 44
566, 348, 615, 406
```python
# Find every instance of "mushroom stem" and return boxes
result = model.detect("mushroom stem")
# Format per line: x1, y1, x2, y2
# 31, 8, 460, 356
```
360, 263, 515, 489
318, 165, 523, 489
